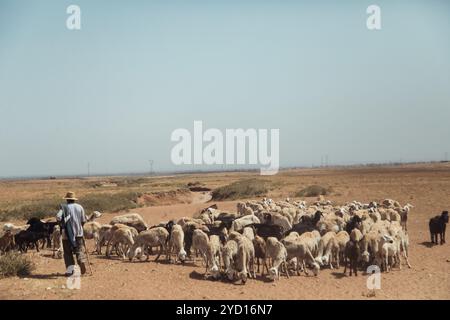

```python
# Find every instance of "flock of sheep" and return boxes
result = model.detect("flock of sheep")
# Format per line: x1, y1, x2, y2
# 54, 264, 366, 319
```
1, 196, 416, 283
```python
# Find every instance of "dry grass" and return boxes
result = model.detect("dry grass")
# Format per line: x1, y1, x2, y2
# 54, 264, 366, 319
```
296, 185, 333, 197
0, 252, 35, 278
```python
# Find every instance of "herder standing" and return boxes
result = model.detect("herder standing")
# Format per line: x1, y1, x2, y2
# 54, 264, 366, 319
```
56, 191, 87, 276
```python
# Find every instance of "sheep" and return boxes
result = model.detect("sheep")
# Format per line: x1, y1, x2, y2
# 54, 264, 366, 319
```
168, 224, 187, 264
2, 223, 29, 235
381, 236, 400, 273
398, 203, 414, 231
97, 224, 113, 255
282, 233, 320, 276
230, 215, 260, 232
350, 228, 363, 242
191, 229, 210, 266
222, 239, 239, 281
253, 235, 269, 275
106, 225, 135, 259
242, 226, 255, 241
0, 230, 15, 254
266, 237, 289, 280
207, 235, 222, 278
315, 231, 338, 268
110, 213, 148, 232
235, 236, 256, 284
51, 225, 63, 259
335, 231, 350, 267
128, 227, 169, 262
237, 203, 254, 216
83, 211, 103, 254
264, 212, 292, 233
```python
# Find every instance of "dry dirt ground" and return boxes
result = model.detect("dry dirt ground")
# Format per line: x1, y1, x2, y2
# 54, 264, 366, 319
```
0, 164, 449, 300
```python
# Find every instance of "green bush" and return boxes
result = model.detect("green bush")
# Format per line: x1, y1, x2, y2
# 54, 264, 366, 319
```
296, 185, 332, 197
211, 179, 268, 201
0, 252, 35, 278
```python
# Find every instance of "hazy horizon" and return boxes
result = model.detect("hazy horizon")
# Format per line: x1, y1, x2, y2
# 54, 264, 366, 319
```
1, 0, 449, 178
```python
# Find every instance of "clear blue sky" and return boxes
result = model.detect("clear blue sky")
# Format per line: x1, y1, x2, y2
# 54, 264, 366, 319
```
0, 0, 449, 177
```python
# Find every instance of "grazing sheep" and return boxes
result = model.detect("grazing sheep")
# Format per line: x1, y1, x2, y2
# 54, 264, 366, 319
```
235, 236, 256, 284
315, 231, 338, 268
110, 213, 148, 232
253, 235, 269, 275
106, 226, 135, 259
266, 237, 289, 280
207, 235, 222, 278
282, 234, 320, 276
168, 224, 187, 264
192, 229, 210, 267
222, 239, 239, 281
128, 227, 169, 262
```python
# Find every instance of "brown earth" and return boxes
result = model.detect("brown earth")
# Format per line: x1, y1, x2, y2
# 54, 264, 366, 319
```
0, 164, 449, 300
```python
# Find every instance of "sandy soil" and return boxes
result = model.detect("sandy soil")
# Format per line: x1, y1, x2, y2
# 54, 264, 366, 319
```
0, 165, 449, 300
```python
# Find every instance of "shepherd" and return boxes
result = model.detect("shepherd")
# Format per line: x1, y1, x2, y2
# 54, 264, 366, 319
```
56, 191, 88, 276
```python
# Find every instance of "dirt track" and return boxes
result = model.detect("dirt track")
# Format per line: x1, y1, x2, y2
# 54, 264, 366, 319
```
0, 165, 449, 300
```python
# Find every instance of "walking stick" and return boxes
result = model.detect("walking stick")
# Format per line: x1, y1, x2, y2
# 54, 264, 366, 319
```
82, 237, 94, 276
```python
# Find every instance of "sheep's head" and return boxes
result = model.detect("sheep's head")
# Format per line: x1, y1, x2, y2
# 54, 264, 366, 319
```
178, 249, 187, 262
210, 264, 220, 279
312, 263, 320, 276
362, 250, 370, 263
93, 211, 102, 219
382, 234, 394, 244
314, 257, 324, 266
321, 255, 330, 265
268, 267, 278, 280
3, 223, 14, 232
238, 271, 248, 284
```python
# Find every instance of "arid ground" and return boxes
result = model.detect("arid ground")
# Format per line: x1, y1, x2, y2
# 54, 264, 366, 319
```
0, 163, 449, 300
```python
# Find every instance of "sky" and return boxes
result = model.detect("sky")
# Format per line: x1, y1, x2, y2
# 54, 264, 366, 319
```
0, 0, 449, 178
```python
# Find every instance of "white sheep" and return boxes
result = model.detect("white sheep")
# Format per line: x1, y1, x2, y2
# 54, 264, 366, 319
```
266, 237, 289, 280
110, 213, 148, 232
168, 224, 187, 264
230, 215, 260, 232
128, 227, 169, 262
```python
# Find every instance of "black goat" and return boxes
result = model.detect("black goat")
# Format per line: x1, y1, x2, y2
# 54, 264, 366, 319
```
343, 240, 360, 276
345, 215, 362, 235
26, 218, 58, 248
250, 223, 285, 240
429, 211, 449, 245
14, 230, 48, 253
300, 210, 323, 226
288, 211, 323, 236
